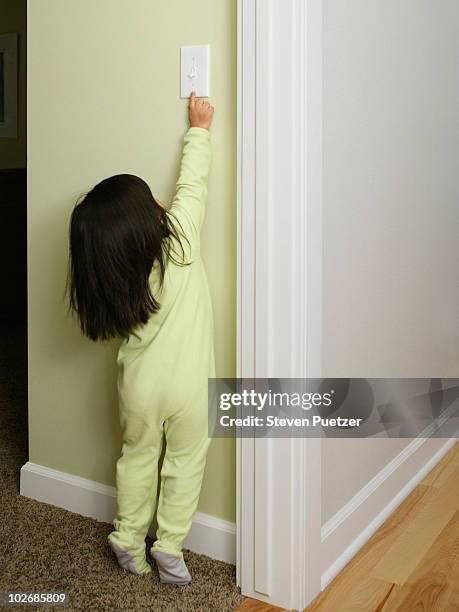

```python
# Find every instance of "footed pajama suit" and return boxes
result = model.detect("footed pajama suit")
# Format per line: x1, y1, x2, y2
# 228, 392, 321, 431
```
108, 127, 215, 574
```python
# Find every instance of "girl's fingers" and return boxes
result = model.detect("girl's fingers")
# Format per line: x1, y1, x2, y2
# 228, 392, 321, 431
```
189, 93, 214, 121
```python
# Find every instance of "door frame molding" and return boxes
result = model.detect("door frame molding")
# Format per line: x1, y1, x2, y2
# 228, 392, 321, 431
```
236, 0, 323, 608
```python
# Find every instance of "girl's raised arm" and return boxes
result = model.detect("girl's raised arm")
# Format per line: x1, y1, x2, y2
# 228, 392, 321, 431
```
168, 93, 214, 253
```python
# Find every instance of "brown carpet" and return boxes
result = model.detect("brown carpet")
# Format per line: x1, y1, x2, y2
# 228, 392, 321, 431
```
0, 323, 244, 611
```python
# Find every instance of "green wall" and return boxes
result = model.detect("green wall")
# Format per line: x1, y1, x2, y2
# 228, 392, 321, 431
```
27, 0, 236, 522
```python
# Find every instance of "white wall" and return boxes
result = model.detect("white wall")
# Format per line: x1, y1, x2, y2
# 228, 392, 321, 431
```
321, 0, 459, 524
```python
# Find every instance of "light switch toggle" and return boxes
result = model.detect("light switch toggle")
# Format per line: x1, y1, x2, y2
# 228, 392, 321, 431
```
187, 57, 198, 81
180, 45, 210, 98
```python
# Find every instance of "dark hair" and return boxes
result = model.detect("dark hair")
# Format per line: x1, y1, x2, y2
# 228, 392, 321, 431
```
65, 174, 188, 342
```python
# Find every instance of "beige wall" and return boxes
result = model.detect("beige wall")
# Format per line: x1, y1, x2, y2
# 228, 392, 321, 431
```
321, 0, 459, 522
28, 0, 236, 522
0, 0, 27, 168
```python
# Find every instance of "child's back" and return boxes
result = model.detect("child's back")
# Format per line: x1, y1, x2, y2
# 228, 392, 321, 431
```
117, 126, 215, 411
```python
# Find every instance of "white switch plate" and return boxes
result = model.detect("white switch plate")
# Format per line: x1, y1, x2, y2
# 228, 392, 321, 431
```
180, 45, 210, 98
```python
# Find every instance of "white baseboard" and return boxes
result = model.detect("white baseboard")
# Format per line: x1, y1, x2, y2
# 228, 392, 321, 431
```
20, 462, 236, 565
320, 437, 457, 589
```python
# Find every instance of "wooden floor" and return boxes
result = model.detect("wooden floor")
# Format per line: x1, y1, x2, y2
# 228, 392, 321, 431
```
237, 442, 459, 611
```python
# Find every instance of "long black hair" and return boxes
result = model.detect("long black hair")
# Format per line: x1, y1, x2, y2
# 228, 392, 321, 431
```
65, 174, 188, 342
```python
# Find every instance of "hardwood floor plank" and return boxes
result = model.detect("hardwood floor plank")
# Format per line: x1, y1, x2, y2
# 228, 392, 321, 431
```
374, 584, 402, 612
380, 509, 459, 611
306, 574, 396, 612
370, 473, 459, 585
422, 443, 459, 488
445, 557, 459, 611
327, 484, 432, 579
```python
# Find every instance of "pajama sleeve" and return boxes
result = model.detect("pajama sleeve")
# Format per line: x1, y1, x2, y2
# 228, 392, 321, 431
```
168, 126, 212, 255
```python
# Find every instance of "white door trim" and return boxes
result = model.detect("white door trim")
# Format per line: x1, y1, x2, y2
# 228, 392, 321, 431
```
236, 0, 323, 608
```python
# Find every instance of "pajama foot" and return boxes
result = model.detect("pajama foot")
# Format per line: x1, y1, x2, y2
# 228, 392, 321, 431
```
151, 550, 192, 585
108, 538, 152, 575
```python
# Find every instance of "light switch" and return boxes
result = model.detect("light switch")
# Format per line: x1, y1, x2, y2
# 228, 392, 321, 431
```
180, 45, 210, 98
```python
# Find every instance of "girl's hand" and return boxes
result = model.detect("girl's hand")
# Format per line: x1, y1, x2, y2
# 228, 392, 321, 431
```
189, 92, 214, 130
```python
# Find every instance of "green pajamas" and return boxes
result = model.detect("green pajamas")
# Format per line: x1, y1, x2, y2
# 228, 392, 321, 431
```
108, 127, 215, 572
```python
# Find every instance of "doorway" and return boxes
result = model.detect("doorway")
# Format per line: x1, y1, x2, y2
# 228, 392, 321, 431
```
0, 0, 28, 458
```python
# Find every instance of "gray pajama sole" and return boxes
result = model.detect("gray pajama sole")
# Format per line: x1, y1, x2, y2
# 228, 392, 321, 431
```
152, 550, 192, 585
108, 540, 151, 575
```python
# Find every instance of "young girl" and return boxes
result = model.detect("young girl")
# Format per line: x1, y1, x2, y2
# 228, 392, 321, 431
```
67, 93, 215, 585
